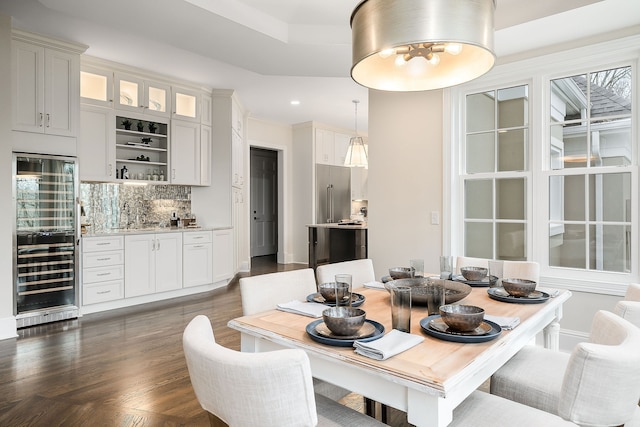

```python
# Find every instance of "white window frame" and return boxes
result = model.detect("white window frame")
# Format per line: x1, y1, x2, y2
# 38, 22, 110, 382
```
446, 35, 639, 296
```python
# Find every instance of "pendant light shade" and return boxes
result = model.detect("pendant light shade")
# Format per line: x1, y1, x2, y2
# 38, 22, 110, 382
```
344, 100, 368, 168
350, 0, 496, 91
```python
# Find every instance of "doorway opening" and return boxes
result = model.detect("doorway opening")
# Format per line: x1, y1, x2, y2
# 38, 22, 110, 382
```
250, 148, 278, 260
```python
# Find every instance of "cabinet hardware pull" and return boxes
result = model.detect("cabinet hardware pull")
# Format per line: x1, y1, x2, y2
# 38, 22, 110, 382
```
157, 239, 160, 250
96, 258, 110, 261
193, 245, 203, 248
97, 272, 111, 276
46, 113, 50, 127
108, 164, 113, 176
97, 242, 110, 246
39, 112, 43, 127
96, 290, 111, 294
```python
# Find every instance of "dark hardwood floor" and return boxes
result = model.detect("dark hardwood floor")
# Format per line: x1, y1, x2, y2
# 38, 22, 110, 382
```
0, 255, 306, 427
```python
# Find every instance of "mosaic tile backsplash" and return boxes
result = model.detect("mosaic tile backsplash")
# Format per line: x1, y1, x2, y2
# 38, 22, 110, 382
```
80, 183, 192, 232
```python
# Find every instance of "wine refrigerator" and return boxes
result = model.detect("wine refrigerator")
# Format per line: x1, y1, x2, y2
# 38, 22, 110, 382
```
13, 153, 79, 328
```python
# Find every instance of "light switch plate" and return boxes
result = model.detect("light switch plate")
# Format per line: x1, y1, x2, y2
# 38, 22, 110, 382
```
431, 211, 440, 225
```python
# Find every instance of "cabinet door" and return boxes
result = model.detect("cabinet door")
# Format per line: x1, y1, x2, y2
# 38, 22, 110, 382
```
124, 234, 155, 297
200, 125, 212, 186
145, 80, 171, 118
232, 131, 244, 188
231, 98, 243, 137
155, 233, 183, 292
114, 72, 143, 112
351, 167, 369, 200
201, 93, 212, 126
12, 40, 44, 133
44, 48, 77, 137
213, 229, 233, 282
183, 243, 213, 287
80, 64, 114, 107
315, 128, 334, 165
171, 120, 201, 185
334, 133, 351, 167
172, 86, 200, 122
233, 188, 245, 273
79, 106, 116, 181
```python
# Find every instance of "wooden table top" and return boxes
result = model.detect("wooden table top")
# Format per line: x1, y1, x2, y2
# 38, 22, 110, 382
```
229, 286, 571, 395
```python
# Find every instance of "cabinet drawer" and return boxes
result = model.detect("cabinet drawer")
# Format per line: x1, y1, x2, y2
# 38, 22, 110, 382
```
83, 236, 124, 252
83, 280, 124, 305
83, 250, 124, 268
83, 265, 124, 284
183, 230, 212, 244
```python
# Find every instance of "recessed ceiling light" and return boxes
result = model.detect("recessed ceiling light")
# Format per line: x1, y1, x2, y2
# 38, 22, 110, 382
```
290, 100, 300, 105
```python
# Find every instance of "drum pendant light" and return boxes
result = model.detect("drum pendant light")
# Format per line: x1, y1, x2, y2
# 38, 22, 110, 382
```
350, 0, 496, 91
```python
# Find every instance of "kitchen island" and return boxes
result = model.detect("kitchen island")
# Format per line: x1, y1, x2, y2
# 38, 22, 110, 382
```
307, 223, 368, 270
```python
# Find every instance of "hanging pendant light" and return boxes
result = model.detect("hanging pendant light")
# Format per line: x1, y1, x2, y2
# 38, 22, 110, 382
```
350, 0, 496, 91
344, 100, 368, 168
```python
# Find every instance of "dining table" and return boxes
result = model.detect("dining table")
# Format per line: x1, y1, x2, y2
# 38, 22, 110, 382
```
228, 284, 571, 427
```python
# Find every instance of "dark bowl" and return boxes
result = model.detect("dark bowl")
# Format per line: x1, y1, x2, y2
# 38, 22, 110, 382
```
502, 278, 537, 297
318, 282, 350, 302
460, 266, 488, 281
322, 307, 366, 336
389, 267, 415, 280
385, 278, 471, 305
439, 304, 485, 332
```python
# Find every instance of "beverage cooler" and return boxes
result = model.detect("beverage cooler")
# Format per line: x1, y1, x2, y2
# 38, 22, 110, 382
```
13, 153, 79, 328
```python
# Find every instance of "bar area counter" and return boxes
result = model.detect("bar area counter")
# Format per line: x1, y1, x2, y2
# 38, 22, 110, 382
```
307, 223, 368, 270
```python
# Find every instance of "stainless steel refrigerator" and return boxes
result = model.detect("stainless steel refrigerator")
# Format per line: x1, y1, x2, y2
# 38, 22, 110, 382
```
13, 153, 79, 328
315, 164, 351, 263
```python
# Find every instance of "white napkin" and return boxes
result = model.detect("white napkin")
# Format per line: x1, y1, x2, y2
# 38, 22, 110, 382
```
363, 281, 386, 290
484, 314, 520, 330
276, 300, 327, 318
353, 329, 424, 361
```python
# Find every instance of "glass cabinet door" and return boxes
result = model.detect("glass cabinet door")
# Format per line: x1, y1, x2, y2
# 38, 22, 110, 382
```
80, 65, 113, 107
172, 86, 200, 121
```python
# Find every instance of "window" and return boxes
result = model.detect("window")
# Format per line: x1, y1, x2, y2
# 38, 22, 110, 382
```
548, 66, 632, 273
462, 85, 530, 260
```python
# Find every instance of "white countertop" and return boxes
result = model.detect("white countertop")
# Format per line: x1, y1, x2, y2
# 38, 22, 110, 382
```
82, 225, 222, 237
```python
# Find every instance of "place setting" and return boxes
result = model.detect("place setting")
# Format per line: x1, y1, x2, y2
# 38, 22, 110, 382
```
307, 280, 366, 307
487, 278, 550, 304
420, 305, 502, 343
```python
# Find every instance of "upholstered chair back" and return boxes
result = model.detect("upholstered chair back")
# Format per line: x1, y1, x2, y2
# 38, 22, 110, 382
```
183, 315, 318, 427
614, 283, 640, 328
455, 256, 489, 274
558, 310, 640, 425
501, 260, 540, 283
315, 259, 375, 289
239, 268, 318, 315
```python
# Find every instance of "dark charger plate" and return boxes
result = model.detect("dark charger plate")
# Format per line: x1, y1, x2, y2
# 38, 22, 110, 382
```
306, 319, 385, 347
306, 292, 365, 307
452, 274, 498, 287
487, 287, 550, 304
420, 315, 502, 343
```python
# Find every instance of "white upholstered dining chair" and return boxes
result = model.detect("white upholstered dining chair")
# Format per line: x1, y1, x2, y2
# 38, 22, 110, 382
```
501, 260, 540, 282
455, 256, 489, 274
183, 315, 386, 427
489, 310, 640, 426
614, 283, 640, 328
315, 259, 375, 289
239, 269, 350, 401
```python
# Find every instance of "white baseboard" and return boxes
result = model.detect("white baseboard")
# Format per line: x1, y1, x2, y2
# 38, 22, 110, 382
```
559, 328, 589, 353
0, 316, 18, 341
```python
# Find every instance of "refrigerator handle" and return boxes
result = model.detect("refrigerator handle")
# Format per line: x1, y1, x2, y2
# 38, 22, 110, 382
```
326, 185, 331, 222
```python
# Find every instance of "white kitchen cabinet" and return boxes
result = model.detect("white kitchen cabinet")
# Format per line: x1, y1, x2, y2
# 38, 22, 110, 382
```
115, 72, 171, 118
213, 228, 233, 282
232, 188, 245, 273
351, 167, 369, 201
80, 64, 113, 108
231, 97, 243, 137
79, 105, 116, 181
315, 128, 335, 165
334, 132, 351, 166
232, 130, 244, 188
82, 236, 124, 305
183, 231, 213, 287
172, 86, 200, 122
12, 35, 82, 137
201, 93, 212, 127
124, 232, 183, 297
200, 125, 212, 186
171, 119, 201, 185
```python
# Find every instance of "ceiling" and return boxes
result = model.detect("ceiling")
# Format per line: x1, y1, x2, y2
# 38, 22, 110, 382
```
1, 0, 639, 132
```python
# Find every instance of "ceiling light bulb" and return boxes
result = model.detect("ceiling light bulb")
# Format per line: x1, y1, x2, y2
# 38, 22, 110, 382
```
378, 48, 395, 58
444, 43, 463, 55
428, 53, 440, 66
395, 55, 406, 67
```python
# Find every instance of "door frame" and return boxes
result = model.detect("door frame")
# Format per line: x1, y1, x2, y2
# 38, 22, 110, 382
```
248, 141, 287, 265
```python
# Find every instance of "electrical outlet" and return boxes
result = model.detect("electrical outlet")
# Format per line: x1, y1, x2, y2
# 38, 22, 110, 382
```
431, 211, 440, 225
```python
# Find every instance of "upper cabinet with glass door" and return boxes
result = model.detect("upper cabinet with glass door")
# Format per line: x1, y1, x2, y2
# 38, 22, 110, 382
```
115, 72, 171, 118
80, 65, 114, 108
172, 86, 200, 122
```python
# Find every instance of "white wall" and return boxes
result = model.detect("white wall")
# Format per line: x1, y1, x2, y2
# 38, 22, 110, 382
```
0, 14, 17, 339
247, 117, 294, 264
368, 89, 444, 279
